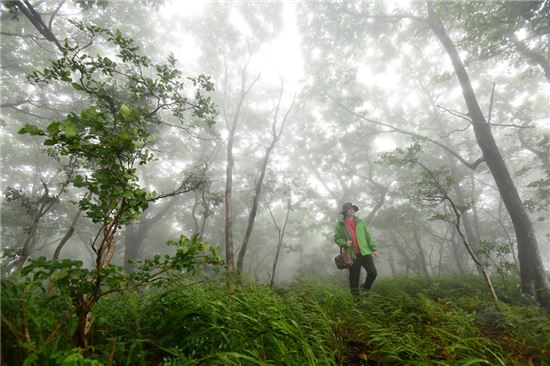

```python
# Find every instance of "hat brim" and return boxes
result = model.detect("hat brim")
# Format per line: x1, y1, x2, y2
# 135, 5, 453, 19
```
341, 205, 359, 214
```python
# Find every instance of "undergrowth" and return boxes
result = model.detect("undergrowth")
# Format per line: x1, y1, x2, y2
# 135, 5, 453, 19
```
2, 274, 549, 365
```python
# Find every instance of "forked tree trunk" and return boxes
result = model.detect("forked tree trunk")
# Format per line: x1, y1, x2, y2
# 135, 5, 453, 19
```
236, 141, 276, 273
53, 207, 83, 260
427, 3, 550, 309
268, 195, 291, 287
236, 85, 294, 274
412, 224, 430, 278
224, 62, 261, 288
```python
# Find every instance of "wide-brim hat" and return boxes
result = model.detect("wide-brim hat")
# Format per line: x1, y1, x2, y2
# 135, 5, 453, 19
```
341, 202, 359, 214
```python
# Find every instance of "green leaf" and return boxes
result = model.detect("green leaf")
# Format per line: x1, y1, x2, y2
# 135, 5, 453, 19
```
120, 104, 132, 119
73, 175, 86, 187
61, 120, 78, 137
18, 124, 44, 136
71, 82, 84, 91
47, 122, 61, 134
81, 106, 98, 120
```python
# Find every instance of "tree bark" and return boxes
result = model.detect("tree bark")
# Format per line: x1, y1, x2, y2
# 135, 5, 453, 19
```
123, 197, 179, 271
12, 0, 64, 51
52, 207, 83, 260
412, 223, 430, 278
387, 247, 397, 278
513, 39, 550, 83
267, 194, 291, 287
223, 60, 261, 285
427, 3, 550, 309
236, 141, 276, 273
235, 84, 294, 274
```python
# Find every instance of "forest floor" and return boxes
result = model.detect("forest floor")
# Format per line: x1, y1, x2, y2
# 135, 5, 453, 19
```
2, 273, 550, 365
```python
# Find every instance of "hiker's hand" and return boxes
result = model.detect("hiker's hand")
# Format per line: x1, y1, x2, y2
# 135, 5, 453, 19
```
346, 240, 352, 247
372, 251, 378, 257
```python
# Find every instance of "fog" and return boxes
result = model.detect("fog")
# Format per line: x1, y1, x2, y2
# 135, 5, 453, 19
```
2, 0, 550, 289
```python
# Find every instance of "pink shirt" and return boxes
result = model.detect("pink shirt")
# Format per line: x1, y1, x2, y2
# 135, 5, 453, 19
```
345, 217, 361, 254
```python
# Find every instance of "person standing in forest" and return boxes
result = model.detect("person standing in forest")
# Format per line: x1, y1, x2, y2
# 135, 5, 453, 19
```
334, 202, 378, 296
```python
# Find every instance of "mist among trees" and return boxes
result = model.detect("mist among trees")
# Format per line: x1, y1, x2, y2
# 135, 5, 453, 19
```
2, 1, 550, 364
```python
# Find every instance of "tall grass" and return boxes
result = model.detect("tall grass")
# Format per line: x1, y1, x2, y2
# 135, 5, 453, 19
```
2, 273, 549, 365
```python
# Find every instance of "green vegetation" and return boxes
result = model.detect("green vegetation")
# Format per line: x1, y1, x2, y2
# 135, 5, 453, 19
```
2, 274, 548, 365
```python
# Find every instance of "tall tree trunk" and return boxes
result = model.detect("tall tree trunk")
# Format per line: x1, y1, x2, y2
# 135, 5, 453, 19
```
11, 0, 64, 51
427, 3, 550, 309
513, 39, 550, 83
15, 202, 45, 270
223, 61, 261, 286
15, 183, 53, 270
451, 184, 484, 274
236, 85, 294, 274
427, 87, 484, 274
450, 228, 466, 275
387, 246, 397, 278
225, 113, 237, 278
268, 195, 291, 287
412, 223, 430, 278
123, 197, 179, 271
236, 142, 275, 273
390, 230, 416, 276
53, 207, 83, 260
191, 191, 201, 234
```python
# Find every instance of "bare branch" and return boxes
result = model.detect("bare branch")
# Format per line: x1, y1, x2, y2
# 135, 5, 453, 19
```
1, 99, 31, 108
436, 104, 471, 123
48, 0, 65, 34
13, 0, 63, 51
328, 93, 485, 170
148, 174, 205, 202
487, 81, 495, 125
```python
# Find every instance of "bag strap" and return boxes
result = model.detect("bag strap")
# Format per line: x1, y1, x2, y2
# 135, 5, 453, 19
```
339, 222, 353, 253
340, 222, 352, 241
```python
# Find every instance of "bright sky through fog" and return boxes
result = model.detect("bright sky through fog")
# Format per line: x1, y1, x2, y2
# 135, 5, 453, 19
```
158, 1, 303, 89
158, 0, 396, 151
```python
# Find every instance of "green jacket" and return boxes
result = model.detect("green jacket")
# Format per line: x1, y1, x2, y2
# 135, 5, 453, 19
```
334, 217, 378, 258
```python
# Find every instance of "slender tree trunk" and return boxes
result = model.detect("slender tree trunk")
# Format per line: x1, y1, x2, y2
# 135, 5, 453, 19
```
454, 208, 498, 302
452, 184, 484, 274
437, 241, 445, 276
123, 223, 147, 271
428, 4, 550, 309
223, 62, 260, 286
412, 224, 430, 278
430, 93, 484, 274
268, 195, 291, 287
236, 85, 294, 274
497, 198, 519, 269
225, 121, 236, 278
191, 192, 201, 234
269, 235, 284, 287
416, 159, 498, 301
387, 246, 397, 277
390, 230, 415, 276
236, 143, 276, 273
450, 229, 466, 275
513, 40, 550, 83
15, 198, 48, 270
12, 0, 64, 51
123, 198, 178, 271
53, 207, 83, 260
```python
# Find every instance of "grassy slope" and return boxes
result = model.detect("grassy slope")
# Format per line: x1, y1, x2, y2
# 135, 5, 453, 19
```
2, 275, 549, 365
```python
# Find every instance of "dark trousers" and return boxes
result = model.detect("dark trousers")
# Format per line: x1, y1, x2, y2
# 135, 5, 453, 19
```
349, 253, 377, 294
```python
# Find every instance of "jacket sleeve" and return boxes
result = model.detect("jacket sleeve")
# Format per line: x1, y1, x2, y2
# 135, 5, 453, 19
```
334, 223, 347, 247
364, 223, 378, 251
